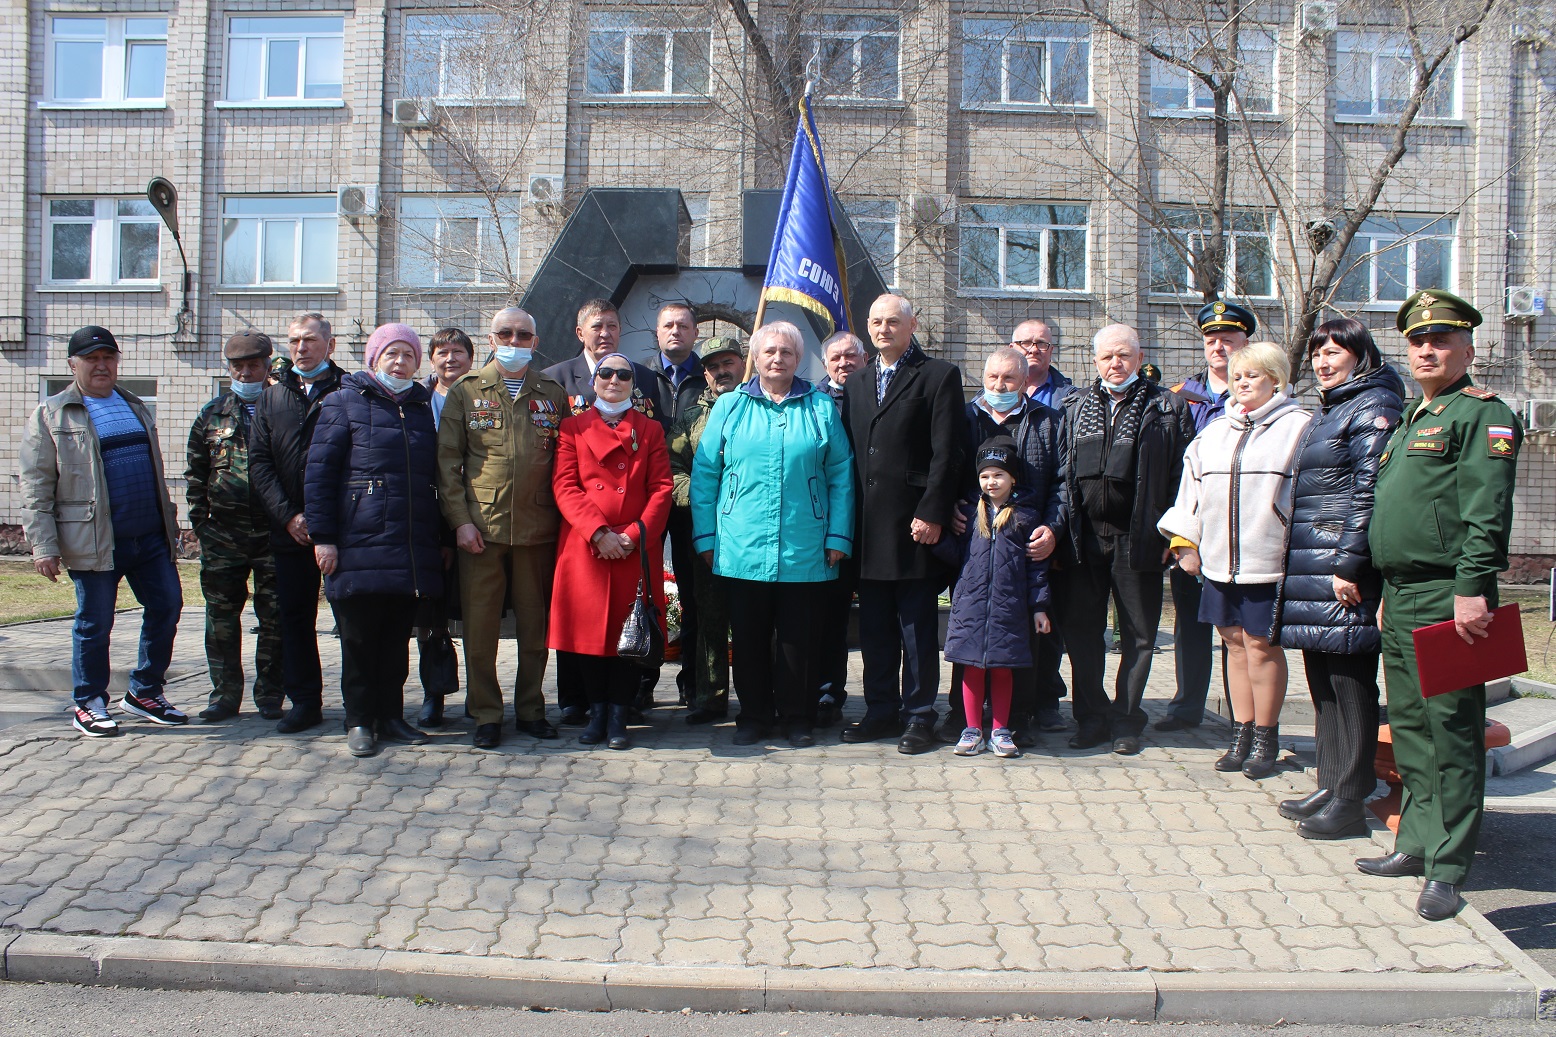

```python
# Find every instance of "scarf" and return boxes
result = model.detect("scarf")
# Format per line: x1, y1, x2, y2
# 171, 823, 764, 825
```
1073, 379, 1150, 480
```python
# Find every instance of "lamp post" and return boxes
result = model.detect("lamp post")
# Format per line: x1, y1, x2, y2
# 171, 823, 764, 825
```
146, 177, 194, 341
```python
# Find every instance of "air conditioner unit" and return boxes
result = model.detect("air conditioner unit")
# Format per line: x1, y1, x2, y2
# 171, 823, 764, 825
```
1506, 285, 1546, 320
1525, 399, 1556, 431
1298, 0, 1338, 39
527, 175, 563, 205
336, 186, 379, 218
391, 98, 433, 128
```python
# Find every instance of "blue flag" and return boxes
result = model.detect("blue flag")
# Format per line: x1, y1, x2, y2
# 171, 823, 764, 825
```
761, 95, 851, 334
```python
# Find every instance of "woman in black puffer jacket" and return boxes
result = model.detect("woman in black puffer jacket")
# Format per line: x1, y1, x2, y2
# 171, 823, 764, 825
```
1272, 319, 1404, 839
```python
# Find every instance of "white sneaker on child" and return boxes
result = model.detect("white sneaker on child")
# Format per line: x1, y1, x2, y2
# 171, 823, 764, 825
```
953, 726, 985, 756
990, 728, 1020, 758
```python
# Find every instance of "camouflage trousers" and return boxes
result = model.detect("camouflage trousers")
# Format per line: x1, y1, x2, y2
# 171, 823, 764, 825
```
199, 533, 283, 712
689, 551, 730, 710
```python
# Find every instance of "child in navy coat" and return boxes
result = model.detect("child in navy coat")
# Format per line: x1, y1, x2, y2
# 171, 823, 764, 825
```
934, 437, 1051, 758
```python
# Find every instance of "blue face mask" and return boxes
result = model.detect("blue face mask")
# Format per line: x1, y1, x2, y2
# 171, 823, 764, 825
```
376, 371, 416, 394
982, 388, 1022, 411
293, 359, 330, 379
493, 346, 532, 371
230, 379, 265, 401
1103, 371, 1140, 392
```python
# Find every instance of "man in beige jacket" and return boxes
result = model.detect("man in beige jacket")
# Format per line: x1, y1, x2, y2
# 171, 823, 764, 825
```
438, 307, 570, 750
21, 326, 185, 737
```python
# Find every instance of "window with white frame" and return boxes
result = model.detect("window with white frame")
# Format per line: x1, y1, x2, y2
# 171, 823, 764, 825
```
397, 196, 521, 288
45, 16, 167, 105
845, 199, 899, 287
1334, 216, 1455, 304
45, 199, 161, 286
585, 11, 710, 97
220, 197, 338, 288
1149, 30, 1276, 113
401, 13, 521, 101
959, 203, 1089, 292
799, 15, 900, 101
1336, 32, 1459, 119
962, 19, 1090, 107
680, 194, 710, 264
1149, 210, 1275, 298
225, 16, 344, 103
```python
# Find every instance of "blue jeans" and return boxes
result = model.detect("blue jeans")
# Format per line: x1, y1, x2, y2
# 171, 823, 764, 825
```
69, 533, 183, 708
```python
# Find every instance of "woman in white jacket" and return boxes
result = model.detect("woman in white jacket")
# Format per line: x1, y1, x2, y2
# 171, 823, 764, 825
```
1158, 342, 1311, 779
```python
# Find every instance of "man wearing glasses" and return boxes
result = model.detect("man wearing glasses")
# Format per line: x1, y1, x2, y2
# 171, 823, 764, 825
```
1011, 319, 1076, 411
438, 307, 571, 750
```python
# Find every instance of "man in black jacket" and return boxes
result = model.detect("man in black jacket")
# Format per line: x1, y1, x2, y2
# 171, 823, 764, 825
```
841, 294, 965, 754
1054, 324, 1196, 756
250, 312, 345, 734
542, 299, 665, 429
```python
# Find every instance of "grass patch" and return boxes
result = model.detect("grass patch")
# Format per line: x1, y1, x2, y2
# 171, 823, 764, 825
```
0, 558, 204, 626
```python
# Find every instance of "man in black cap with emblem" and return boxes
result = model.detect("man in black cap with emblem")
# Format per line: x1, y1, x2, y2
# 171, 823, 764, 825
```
1360, 289, 1522, 921
186, 330, 285, 722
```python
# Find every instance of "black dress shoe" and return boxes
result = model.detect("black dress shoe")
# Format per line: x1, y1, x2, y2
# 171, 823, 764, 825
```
1356, 851, 1425, 878
379, 717, 428, 745
1152, 714, 1201, 732
1417, 880, 1462, 921
1068, 726, 1110, 750
684, 708, 728, 726
841, 717, 902, 744
276, 704, 323, 734
558, 707, 588, 727
788, 724, 815, 748
897, 719, 937, 755
199, 703, 239, 723
1112, 735, 1142, 756
347, 726, 377, 757
472, 723, 502, 749
1297, 797, 1368, 840
732, 724, 767, 746
256, 701, 285, 721
516, 717, 560, 739
1279, 787, 1333, 821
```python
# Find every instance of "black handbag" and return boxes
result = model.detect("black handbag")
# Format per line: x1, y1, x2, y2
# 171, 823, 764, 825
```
616, 520, 664, 668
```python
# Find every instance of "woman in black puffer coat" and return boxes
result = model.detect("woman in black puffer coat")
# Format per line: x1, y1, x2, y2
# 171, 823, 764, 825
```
306, 324, 444, 759
1272, 319, 1404, 839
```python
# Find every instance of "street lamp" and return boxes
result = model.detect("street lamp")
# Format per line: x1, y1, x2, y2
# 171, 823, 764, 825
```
146, 177, 193, 339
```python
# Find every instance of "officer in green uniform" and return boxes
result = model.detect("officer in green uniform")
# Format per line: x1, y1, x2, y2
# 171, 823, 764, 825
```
186, 330, 285, 722
1362, 290, 1522, 920
666, 337, 746, 724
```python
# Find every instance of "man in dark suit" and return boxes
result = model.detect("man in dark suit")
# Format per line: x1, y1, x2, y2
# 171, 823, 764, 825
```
841, 294, 965, 754
541, 299, 666, 430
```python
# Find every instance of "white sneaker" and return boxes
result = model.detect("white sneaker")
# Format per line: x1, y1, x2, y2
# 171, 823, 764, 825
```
72, 700, 120, 738
990, 727, 1020, 758
953, 726, 985, 756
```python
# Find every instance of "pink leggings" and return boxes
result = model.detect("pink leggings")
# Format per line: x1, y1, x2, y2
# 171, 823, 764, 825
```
962, 666, 1013, 730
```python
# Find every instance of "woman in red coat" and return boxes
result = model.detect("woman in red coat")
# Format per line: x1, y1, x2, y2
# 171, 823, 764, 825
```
549, 353, 673, 749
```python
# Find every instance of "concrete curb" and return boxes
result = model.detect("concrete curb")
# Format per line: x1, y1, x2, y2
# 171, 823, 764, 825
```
1491, 718, 1556, 776
2, 927, 1551, 1023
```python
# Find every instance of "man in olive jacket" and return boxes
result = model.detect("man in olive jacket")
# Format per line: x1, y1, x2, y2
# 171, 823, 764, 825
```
439, 307, 571, 750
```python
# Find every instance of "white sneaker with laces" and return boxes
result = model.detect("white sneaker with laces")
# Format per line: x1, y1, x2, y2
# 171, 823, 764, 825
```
953, 726, 985, 756
119, 690, 189, 726
72, 700, 120, 738
990, 727, 1020, 758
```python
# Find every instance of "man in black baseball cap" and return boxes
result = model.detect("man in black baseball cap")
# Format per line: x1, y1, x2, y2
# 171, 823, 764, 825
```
67, 325, 120, 357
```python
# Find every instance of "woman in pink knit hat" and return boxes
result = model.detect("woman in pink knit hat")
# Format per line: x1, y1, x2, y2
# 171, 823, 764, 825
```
304, 323, 445, 758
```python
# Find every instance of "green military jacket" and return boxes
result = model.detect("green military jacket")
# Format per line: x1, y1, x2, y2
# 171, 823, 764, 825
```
1369, 375, 1522, 597
186, 390, 269, 543
437, 361, 569, 546
668, 386, 719, 508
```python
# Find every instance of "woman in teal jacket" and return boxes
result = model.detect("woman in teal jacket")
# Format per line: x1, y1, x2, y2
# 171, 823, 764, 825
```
691, 321, 855, 748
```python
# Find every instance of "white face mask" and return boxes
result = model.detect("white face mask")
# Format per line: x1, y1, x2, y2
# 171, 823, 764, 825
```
230, 379, 265, 401
494, 345, 532, 371
376, 371, 416, 394
594, 396, 633, 418
1103, 371, 1140, 392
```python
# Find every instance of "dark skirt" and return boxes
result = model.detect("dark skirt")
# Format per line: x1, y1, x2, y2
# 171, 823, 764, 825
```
1199, 579, 1278, 639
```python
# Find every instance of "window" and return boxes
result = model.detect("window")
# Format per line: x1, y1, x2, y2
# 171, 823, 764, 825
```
959, 203, 1089, 292
1336, 32, 1459, 119
1149, 30, 1276, 113
1335, 216, 1455, 304
225, 16, 344, 104
220, 197, 338, 288
1149, 210, 1275, 298
401, 13, 520, 101
962, 19, 1090, 107
681, 194, 710, 264
397, 196, 520, 288
845, 199, 899, 287
800, 16, 899, 101
585, 11, 709, 97
45, 16, 167, 105
46, 199, 161, 286
45, 377, 157, 419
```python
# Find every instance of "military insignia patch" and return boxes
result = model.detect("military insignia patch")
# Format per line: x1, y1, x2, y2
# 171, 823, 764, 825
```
1462, 386, 1498, 400
1407, 438, 1447, 454
1213, 301, 1226, 314
1416, 426, 1444, 437
1487, 425, 1515, 457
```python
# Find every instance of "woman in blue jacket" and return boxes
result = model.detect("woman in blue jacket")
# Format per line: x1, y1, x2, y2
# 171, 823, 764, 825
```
306, 324, 444, 758
690, 322, 854, 748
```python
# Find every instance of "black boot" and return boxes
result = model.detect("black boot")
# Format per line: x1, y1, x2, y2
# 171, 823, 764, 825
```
1297, 797, 1368, 839
417, 693, 445, 728
1278, 787, 1332, 821
607, 704, 632, 750
1214, 721, 1253, 772
579, 704, 607, 745
1242, 725, 1280, 779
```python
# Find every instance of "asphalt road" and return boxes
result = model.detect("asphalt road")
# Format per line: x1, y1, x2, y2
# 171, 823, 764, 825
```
1463, 809, 1556, 973
0, 983, 1549, 1037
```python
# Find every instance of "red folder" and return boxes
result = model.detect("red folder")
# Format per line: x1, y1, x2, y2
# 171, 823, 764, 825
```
1411, 603, 1527, 698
